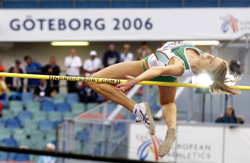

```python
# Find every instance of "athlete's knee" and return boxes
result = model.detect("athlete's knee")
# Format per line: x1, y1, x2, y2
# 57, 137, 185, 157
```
159, 99, 175, 106
160, 101, 175, 108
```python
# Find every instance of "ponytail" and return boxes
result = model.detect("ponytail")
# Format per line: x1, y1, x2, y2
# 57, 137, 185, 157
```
208, 61, 241, 95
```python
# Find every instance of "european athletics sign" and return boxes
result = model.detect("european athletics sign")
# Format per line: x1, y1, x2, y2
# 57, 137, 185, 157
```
129, 123, 250, 163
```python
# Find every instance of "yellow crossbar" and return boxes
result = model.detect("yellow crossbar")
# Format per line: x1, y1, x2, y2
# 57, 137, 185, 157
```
0, 72, 249, 90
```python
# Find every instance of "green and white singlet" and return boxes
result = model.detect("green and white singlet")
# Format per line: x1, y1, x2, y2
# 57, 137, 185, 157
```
142, 41, 205, 82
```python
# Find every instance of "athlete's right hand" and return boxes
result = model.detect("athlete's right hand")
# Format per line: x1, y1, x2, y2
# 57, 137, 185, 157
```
115, 75, 138, 92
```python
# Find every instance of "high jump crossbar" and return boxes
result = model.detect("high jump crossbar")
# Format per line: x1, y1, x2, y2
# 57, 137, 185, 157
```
0, 72, 250, 91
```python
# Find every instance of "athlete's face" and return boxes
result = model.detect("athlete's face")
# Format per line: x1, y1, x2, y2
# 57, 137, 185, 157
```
200, 53, 223, 72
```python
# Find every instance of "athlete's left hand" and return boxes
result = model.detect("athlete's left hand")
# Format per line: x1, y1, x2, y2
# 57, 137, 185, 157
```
115, 75, 138, 92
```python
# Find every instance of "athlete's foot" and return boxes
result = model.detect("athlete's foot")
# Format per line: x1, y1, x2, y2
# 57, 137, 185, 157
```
136, 102, 156, 135
158, 126, 176, 157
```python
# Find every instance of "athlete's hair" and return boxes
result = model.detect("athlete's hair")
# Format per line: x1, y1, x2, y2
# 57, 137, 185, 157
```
208, 61, 241, 95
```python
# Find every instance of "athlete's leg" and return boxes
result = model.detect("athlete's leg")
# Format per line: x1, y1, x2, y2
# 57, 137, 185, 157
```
158, 80, 177, 128
90, 61, 155, 135
157, 79, 178, 157
89, 61, 144, 112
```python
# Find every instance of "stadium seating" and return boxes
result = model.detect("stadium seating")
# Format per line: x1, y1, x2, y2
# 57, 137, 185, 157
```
114, 113, 124, 120
41, 101, 55, 112
18, 139, 33, 148
114, 122, 126, 133
0, 118, 5, 128
2, 138, 18, 147
83, 142, 90, 154
48, 111, 62, 121
23, 119, 38, 134
13, 129, 27, 142
53, 120, 64, 129
3, 1, 37, 8
79, 112, 93, 119
0, 89, 127, 158
64, 112, 76, 119
6, 118, 21, 129
9, 101, 23, 109
0, 100, 9, 109
220, 0, 250, 7
112, 0, 145, 8
86, 103, 99, 110
39, 1, 73, 8
148, 0, 182, 8
71, 103, 85, 114
30, 130, 45, 143
2, 0, 250, 9
66, 93, 79, 104
94, 113, 106, 119
33, 139, 48, 149
0, 152, 8, 161
46, 130, 56, 142
11, 153, 30, 162
75, 1, 109, 8
38, 120, 53, 131
74, 140, 83, 154
22, 92, 34, 106
2, 110, 14, 119
53, 93, 65, 104
17, 110, 32, 122
183, 0, 217, 7
32, 112, 47, 121
0, 128, 11, 140
107, 103, 116, 114
9, 101, 23, 116
56, 102, 71, 113
26, 101, 41, 111
76, 130, 90, 142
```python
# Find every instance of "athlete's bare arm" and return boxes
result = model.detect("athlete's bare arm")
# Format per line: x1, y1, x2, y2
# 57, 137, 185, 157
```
116, 59, 184, 92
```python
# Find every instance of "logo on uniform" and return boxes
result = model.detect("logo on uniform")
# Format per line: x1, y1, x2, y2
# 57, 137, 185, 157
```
221, 14, 239, 33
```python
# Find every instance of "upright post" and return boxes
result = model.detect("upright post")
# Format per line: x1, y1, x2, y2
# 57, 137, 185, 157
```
65, 119, 75, 152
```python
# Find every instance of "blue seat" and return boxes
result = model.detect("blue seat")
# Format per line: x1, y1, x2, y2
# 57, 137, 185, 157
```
6, 118, 21, 129
115, 122, 126, 133
11, 153, 30, 162
0, 118, 5, 128
96, 94, 105, 102
39, 119, 53, 131
56, 102, 71, 113
66, 93, 79, 104
22, 92, 34, 106
107, 103, 116, 114
0, 100, 8, 109
53, 120, 64, 129
94, 146, 102, 155
41, 101, 55, 112
2, 138, 18, 147
76, 130, 90, 142
0, 152, 8, 161
130, 114, 137, 120
17, 110, 32, 122
150, 105, 161, 112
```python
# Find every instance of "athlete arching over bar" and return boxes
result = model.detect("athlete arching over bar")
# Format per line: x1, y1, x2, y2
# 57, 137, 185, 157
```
89, 41, 240, 157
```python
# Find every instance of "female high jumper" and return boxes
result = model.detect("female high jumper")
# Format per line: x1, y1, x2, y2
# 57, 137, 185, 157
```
89, 41, 240, 157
